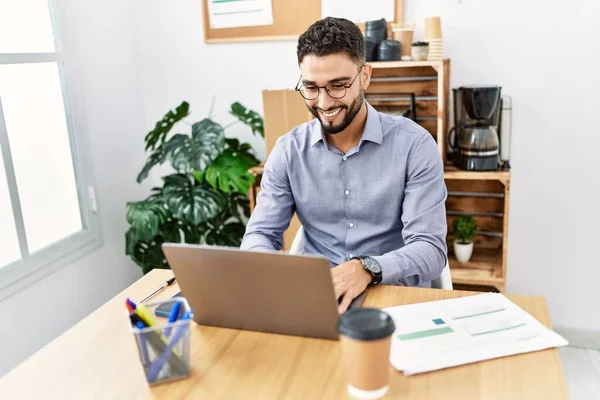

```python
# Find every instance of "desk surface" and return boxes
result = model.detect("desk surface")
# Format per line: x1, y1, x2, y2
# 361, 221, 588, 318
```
0, 270, 569, 399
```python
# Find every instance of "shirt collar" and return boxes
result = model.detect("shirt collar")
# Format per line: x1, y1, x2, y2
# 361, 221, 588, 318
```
310, 101, 383, 147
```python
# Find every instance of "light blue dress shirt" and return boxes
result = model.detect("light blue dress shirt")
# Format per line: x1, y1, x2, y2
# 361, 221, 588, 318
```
241, 102, 448, 287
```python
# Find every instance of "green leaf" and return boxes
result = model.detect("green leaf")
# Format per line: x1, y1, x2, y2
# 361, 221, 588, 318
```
230, 102, 264, 137
125, 228, 140, 256
144, 101, 190, 151
225, 138, 260, 168
204, 147, 256, 194
136, 145, 166, 183
192, 170, 204, 184
160, 218, 202, 244
128, 235, 168, 274
126, 199, 169, 241
227, 191, 251, 224
163, 118, 225, 173
162, 174, 226, 225
201, 214, 246, 247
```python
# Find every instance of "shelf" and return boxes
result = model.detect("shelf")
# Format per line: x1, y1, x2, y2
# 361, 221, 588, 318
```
370, 59, 448, 70
444, 165, 510, 184
448, 247, 505, 291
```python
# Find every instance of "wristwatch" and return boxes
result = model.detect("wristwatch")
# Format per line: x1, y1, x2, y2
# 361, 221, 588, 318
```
351, 256, 383, 286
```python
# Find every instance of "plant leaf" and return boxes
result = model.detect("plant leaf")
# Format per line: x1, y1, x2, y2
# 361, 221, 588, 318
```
227, 191, 251, 224
225, 138, 260, 168
126, 199, 169, 241
136, 145, 167, 183
201, 214, 246, 247
144, 101, 190, 151
126, 230, 169, 274
229, 102, 264, 137
192, 170, 204, 184
125, 228, 140, 256
163, 119, 225, 173
160, 218, 202, 244
204, 147, 256, 194
162, 174, 226, 225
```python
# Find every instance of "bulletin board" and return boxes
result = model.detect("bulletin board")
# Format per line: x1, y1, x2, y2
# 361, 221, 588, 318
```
202, 0, 404, 44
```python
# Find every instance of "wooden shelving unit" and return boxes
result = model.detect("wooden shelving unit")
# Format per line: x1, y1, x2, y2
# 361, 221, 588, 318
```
444, 166, 510, 292
368, 59, 450, 162
367, 59, 510, 293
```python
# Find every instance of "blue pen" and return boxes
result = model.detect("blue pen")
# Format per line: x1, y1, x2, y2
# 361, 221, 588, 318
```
136, 321, 150, 367
147, 312, 192, 382
164, 301, 181, 337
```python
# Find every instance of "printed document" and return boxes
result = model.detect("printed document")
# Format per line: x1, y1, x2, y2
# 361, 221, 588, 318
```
383, 293, 568, 375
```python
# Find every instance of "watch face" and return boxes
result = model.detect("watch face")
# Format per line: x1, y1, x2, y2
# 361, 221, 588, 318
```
363, 257, 382, 274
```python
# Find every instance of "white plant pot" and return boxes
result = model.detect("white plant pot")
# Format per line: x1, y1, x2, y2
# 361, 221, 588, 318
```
411, 46, 429, 61
454, 240, 473, 263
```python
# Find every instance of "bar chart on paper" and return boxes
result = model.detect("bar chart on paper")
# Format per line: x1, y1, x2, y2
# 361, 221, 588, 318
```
383, 293, 569, 375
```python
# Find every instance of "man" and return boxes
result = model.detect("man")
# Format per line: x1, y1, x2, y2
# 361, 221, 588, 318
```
241, 17, 448, 313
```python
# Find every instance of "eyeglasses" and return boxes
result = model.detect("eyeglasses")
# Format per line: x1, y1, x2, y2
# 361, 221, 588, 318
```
295, 65, 365, 100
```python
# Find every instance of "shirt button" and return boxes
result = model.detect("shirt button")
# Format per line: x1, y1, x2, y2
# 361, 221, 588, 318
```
342, 156, 348, 161
348, 222, 355, 228
344, 190, 350, 195
349, 253, 355, 259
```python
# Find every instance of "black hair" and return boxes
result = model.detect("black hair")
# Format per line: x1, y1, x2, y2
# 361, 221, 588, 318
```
297, 17, 365, 65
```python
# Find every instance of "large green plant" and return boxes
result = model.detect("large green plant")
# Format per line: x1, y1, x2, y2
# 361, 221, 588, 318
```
126, 101, 263, 273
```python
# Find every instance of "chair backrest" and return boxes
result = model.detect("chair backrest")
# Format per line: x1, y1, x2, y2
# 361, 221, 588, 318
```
431, 262, 453, 290
290, 225, 453, 290
289, 226, 305, 255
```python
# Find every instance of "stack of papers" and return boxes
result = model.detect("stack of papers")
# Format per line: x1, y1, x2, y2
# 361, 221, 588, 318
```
383, 293, 568, 375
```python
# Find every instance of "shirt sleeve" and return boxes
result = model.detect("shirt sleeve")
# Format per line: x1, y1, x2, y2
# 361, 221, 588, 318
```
372, 133, 448, 286
240, 137, 295, 252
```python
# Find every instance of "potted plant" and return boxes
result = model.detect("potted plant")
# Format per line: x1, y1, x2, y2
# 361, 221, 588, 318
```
125, 101, 264, 274
451, 215, 478, 263
411, 41, 429, 61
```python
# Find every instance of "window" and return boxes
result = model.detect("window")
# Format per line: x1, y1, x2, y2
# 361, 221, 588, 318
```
0, 0, 100, 298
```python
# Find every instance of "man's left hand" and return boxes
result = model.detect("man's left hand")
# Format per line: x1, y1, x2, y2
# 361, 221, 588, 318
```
331, 259, 372, 314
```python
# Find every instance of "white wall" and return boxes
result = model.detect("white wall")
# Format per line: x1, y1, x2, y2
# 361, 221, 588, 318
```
135, 0, 600, 331
0, 0, 149, 376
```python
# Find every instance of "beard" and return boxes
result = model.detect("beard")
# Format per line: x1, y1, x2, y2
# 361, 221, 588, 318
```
307, 90, 364, 135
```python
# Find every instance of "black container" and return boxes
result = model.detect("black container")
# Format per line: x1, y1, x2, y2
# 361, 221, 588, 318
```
377, 40, 401, 61
365, 37, 378, 62
365, 18, 387, 42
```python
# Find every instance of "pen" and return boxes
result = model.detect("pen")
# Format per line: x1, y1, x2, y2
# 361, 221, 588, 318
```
129, 311, 145, 327
164, 301, 182, 337
136, 321, 150, 366
135, 302, 157, 327
147, 312, 192, 382
126, 298, 136, 312
139, 277, 177, 304
127, 297, 158, 327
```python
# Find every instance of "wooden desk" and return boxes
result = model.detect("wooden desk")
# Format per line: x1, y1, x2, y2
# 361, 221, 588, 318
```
0, 270, 568, 399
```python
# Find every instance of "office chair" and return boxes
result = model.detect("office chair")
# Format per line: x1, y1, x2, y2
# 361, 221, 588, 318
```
289, 226, 453, 290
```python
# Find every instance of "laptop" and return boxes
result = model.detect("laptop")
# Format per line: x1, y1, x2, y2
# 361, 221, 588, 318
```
161, 243, 366, 340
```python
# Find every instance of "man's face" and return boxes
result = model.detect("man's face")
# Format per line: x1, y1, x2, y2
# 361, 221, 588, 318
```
299, 54, 370, 134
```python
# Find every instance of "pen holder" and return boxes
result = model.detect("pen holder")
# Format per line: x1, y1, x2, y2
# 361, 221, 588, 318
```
129, 298, 193, 385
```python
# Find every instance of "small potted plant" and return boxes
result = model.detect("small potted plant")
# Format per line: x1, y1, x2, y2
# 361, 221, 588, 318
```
451, 216, 478, 263
411, 41, 429, 61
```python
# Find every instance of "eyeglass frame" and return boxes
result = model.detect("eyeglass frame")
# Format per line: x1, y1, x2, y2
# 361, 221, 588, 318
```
294, 64, 366, 100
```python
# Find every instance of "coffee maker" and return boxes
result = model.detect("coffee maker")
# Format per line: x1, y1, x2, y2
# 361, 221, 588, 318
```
449, 86, 502, 171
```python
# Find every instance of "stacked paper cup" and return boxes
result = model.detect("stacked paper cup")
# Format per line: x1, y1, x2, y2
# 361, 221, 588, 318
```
423, 16, 443, 60
391, 23, 415, 61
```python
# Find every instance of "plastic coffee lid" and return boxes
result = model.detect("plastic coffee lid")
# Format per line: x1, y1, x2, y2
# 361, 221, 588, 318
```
338, 308, 396, 341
